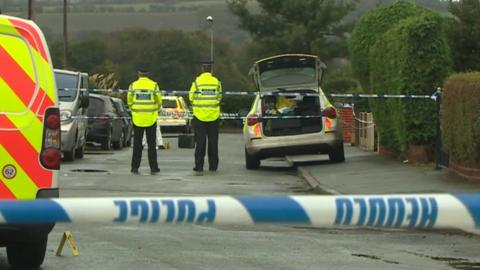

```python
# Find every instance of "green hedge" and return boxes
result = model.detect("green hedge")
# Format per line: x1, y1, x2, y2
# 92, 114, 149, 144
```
368, 12, 452, 155
350, 2, 426, 90
323, 76, 361, 94
442, 72, 480, 166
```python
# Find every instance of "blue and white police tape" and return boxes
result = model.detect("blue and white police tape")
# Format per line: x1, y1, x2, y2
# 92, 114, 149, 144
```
64, 113, 326, 121
62, 88, 439, 100
0, 194, 478, 233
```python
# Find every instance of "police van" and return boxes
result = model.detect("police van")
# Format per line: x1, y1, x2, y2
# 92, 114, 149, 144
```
0, 15, 60, 267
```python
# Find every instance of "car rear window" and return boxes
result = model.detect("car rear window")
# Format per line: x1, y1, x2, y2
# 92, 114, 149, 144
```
258, 57, 317, 88
162, 100, 177, 109
87, 97, 104, 116
0, 33, 38, 114
55, 72, 79, 102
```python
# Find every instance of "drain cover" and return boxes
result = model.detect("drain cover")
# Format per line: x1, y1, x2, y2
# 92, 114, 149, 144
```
70, 169, 110, 173
227, 182, 248, 186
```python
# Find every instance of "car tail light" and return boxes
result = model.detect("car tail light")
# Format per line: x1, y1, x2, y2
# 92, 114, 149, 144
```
322, 107, 337, 119
247, 115, 260, 126
40, 107, 61, 170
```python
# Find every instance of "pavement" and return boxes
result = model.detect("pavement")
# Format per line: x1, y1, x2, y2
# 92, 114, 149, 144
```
296, 145, 480, 195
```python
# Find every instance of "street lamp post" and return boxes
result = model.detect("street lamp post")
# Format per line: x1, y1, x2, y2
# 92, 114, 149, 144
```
28, 0, 34, 20
63, 0, 68, 68
206, 16, 214, 63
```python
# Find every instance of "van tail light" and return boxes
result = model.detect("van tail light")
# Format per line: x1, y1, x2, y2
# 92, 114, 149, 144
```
40, 107, 61, 170
247, 114, 260, 126
322, 107, 337, 119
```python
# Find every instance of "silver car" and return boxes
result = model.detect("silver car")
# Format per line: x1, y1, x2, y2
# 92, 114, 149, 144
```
55, 69, 90, 161
243, 54, 344, 169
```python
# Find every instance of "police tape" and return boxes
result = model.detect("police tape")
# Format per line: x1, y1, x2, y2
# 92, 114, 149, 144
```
65, 113, 327, 121
62, 88, 439, 100
0, 195, 478, 233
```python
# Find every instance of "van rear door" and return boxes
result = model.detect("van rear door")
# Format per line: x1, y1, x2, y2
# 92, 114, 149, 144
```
0, 15, 58, 199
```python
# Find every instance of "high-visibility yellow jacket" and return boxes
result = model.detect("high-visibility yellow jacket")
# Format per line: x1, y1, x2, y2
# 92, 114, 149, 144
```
189, 72, 222, 122
127, 76, 162, 127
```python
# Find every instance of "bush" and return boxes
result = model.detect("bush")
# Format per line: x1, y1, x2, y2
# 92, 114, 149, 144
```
350, 2, 426, 90
361, 7, 452, 156
323, 76, 361, 94
442, 72, 480, 166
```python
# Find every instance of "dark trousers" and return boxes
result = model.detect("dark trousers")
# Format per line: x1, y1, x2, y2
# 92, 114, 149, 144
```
131, 123, 159, 172
193, 118, 219, 171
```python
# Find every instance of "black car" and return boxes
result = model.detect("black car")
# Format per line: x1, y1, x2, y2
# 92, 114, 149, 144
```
111, 97, 133, 147
86, 94, 124, 150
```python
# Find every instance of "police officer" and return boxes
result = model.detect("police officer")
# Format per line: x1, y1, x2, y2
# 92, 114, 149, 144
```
189, 61, 222, 175
128, 66, 162, 174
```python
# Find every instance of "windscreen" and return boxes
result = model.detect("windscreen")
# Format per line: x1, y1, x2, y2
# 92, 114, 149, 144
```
56, 72, 79, 102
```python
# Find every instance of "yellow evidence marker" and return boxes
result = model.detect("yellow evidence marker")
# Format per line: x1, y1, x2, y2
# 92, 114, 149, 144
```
55, 231, 79, 257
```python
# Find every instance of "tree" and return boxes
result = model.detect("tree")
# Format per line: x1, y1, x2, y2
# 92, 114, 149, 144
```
448, 0, 480, 71
227, 0, 358, 60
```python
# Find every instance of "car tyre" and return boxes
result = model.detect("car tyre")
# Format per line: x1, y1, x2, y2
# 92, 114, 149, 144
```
113, 132, 124, 150
63, 146, 75, 162
102, 130, 112, 150
126, 135, 132, 147
329, 141, 345, 163
245, 148, 260, 170
75, 143, 85, 159
7, 237, 48, 268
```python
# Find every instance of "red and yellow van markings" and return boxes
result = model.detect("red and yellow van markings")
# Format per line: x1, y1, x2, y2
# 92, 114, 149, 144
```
0, 115, 52, 188
0, 77, 43, 149
7, 18, 48, 61
0, 45, 53, 115
0, 146, 39, 199
0, 179, 16, 199
0, 19, 55, 103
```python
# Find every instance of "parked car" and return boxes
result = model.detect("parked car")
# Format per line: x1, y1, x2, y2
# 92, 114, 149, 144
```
56, 69, 90, 161
111, 97, 133, 147
158, 96, 190, 133
86, 94, 124, 150
243, 54, 344, 169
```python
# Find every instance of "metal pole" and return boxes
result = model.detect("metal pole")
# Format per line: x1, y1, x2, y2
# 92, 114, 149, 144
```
435, 88, 443, 170
63, 0, 68, 68
210, 27, 213, 63
28, 0, 34, 20
206, 16, 214, 63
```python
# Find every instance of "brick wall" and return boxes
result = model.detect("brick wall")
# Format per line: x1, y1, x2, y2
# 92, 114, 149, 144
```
339, 107, 354, 143
450, 161, 480, 181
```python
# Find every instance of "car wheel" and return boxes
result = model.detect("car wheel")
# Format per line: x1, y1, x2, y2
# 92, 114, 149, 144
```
102, 130, 112, 150
7, 237, 47, 268
245, 148, 260, 170
329, 141, 345, 163
63, 146, 76, 162
126, 134, 132, 147
75, 143, 85, 159
113, 131, 124, 150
